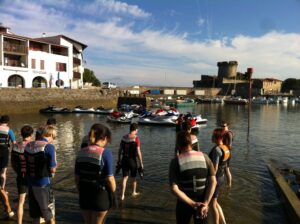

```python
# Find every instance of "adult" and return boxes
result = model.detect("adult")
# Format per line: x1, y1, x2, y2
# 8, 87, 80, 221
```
169, 131, 217, 224
117, 123, 143, 201
25, 125, 57, 224
11, 125, 34, 224
209, 128, 230, 224
0, 115, 16, 218
75, 123, 116, 224
221, 121, 234, 188
35, 118, 57, 140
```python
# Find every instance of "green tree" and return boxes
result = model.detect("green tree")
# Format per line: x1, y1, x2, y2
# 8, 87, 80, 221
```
281, 78, 300, 92
83, 68, 101, 87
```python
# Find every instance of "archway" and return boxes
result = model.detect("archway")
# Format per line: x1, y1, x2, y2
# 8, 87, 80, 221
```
32, 76, 47, 88
8, 75, 25, 88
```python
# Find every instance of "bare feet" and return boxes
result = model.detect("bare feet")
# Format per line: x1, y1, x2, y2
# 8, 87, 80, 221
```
132, 192, 140, 197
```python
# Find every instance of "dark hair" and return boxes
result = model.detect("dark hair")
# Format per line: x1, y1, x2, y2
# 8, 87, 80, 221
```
46, 118, 57, 125
89, 123, 111, 144
0, 115, 10, 123
221, 120, 229, 127
130, 123, 138, 132
35, 126, 45, 140
212, 128, 225, 141
21, 125, 34, 138
176, 131, 192, 149
181, 121, 192, 132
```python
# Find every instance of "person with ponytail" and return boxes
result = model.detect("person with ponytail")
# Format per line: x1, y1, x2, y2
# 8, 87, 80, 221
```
75, 123, 116, 224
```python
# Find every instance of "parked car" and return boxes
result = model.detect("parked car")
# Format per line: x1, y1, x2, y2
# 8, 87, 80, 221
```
102, 82, 117, 89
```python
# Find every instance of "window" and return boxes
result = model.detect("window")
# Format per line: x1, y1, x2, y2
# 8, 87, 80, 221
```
40, 60, 44, 70
31, 59, 36, 69
40, 60, 45, 70
56, 62, 67, 72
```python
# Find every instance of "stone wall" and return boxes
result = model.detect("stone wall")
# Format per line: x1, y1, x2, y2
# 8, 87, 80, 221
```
0, 88, 118, 114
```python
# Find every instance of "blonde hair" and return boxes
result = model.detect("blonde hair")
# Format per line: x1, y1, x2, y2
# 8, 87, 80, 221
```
42, 125, 57, 139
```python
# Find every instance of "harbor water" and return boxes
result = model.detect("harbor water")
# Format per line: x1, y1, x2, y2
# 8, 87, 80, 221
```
2, 103, 300, 223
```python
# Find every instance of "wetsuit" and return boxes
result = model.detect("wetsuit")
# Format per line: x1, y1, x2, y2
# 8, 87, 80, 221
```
209, 144, 230, 198
11, 140, 29, 194
169, 151, 215, 224
25, 139, 56, 221
75, 145, 114, 211
0, 125, 16, 169
120, 134, 140, 177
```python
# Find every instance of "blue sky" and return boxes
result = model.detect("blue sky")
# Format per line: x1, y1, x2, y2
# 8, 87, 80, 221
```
1, 0, 300, 86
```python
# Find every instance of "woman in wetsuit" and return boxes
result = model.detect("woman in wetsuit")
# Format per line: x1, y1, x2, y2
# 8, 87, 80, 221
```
75, 123, 116, 224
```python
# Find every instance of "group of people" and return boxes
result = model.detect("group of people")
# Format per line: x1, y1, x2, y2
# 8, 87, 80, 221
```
0, 115, 57, 224
0, 112, 233, 224
169, 120, 234, 224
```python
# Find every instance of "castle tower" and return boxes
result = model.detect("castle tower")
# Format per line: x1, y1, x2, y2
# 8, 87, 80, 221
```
217, 61, 238, 79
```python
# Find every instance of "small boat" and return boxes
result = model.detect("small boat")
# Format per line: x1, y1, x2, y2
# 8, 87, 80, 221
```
193, 114, 208, 125
224, 97, 248, 105
138, 114, 178, 126
72, 106, 95, 113
94, 107, 114, 114
252, 97, 269, 104
176, 98, 195, 107
107, 111, 136, 124
267, 160, 300, 223
39, 106, 71, 114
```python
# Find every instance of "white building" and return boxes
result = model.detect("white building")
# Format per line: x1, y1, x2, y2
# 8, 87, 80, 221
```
0, 25, 87, 88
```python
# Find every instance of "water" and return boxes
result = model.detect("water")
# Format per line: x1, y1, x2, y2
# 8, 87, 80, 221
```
3, 103, 300, 223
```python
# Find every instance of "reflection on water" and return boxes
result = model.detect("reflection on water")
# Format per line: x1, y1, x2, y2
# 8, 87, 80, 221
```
3, 104, 300, 223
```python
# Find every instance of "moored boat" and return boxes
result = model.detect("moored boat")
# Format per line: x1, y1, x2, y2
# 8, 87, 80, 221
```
39, 105, 71, 114
224, 97, 248, 105
94, 107, 114, 114
72, 106, 95, 113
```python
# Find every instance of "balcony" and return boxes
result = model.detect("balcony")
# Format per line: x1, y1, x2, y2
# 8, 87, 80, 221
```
73, 72, 81, 79
73, 57, 81, 66
3, 42, 28, 55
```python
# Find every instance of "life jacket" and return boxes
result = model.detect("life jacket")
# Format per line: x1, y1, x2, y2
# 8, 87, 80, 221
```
0, 126, 9, 146
75, 145, 105, 184
11, 140, 29, 177
121, 135, 138, 159
209, 144, 230, 176
25, 140, 51, 178
177, 151, 208, 199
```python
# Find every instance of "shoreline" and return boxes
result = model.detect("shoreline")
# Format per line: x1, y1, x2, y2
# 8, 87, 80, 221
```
0, 88, 119, 114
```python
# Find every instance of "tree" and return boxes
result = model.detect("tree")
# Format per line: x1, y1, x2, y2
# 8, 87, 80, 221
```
281, 78, 300, 92
83, 68, 101, 86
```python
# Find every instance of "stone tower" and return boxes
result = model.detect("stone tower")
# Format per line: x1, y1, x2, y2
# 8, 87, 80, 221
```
217, 61, 238, 79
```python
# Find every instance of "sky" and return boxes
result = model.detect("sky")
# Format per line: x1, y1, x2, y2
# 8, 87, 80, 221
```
1, 0, 300, 87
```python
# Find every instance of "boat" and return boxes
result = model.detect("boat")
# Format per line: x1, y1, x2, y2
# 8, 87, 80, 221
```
197, 97, 223, 104
138, 114, 178, 126
94, 107, 114, 114
252, 97, 269, 104
223, 97, 248, 105
106, 111, 136, 124
72, 106, 95, 113
267, 160, 300, 223
39, 105, 71, 114
176, 98, 195, 107
193, 114, 208, 124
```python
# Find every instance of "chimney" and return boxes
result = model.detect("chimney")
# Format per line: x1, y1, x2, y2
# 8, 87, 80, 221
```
0, 23, 11, 33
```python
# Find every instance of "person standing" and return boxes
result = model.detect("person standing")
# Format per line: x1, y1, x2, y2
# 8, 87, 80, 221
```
209, 128, 230, 224
25, 125, 57, 224
221, 121, 234, 188
11, 125, 34, 224
169, 131, 217, 224
117, 123, 143, 201
75, 123, 116, 224
0, 115, 16, 219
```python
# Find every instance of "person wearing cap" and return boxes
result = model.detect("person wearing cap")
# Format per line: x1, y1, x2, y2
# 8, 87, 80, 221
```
0, 115, 16, 219
221, 121, 234, 188
117, 123, 143, 201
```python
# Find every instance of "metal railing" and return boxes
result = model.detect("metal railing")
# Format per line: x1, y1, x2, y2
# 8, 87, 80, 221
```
3, 42, 28, 54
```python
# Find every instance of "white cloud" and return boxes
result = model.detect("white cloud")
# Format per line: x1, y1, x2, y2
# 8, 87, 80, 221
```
197, 17, 205, 27
0, 0, 299, 86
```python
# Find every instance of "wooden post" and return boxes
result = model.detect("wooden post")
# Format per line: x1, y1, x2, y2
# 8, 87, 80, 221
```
247, 68, 253, 141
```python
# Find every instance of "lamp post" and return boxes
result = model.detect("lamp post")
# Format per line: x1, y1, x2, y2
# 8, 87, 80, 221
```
247, 67, 253, 142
